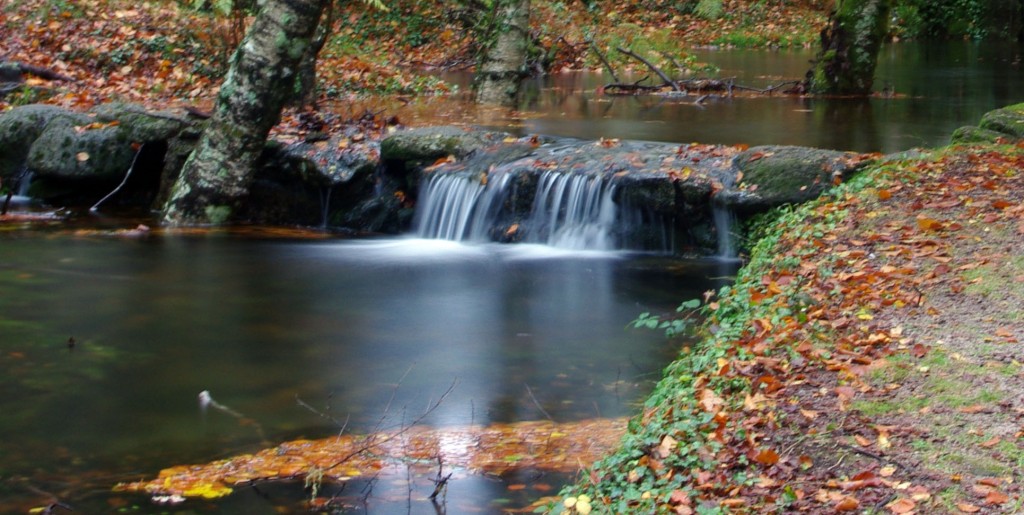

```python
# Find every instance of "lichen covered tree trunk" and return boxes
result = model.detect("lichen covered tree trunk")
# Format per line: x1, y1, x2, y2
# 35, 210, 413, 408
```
805, 0, 892, 95
292, 0, 335, 109
162, 0, 327, 225
474, 0, 531, 106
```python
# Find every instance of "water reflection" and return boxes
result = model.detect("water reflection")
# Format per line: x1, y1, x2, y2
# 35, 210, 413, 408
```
0, 234, 734, 512
373, 41, 1023, 153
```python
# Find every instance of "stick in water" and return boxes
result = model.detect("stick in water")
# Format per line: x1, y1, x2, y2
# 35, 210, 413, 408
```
198, 390, 267, 443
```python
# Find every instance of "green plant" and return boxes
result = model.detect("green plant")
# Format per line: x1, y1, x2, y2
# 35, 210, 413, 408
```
694, 0, 722, 20
631, 298, 702, 338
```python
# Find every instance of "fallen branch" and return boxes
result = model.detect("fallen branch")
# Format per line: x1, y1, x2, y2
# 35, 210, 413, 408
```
590, 42, 620, 83
318, 377, 459, 475
0, 61, 75, 83
616, 47, 680, 92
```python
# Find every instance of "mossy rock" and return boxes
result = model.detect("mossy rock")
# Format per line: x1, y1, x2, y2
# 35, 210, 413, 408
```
718, 145, 866, 214
977, 103, 1024, 140
90, 102, 191, 142
0, 104, 69, 182
951, 126, 1010, 145
27, 113, 135, 182
380, 126, 510, 162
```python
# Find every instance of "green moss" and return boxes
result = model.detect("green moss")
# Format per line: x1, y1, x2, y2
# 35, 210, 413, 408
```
204, 205, 232, 224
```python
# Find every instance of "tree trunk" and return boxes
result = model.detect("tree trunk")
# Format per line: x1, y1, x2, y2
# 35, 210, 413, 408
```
292, 0, 335, 109
474, 0, 531, 106
162, 0, 327, 225
805, 0, 892, 95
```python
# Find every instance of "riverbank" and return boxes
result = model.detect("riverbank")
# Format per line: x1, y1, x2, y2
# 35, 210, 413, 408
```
558, 111, 1024, 513
0, 0, 826, 111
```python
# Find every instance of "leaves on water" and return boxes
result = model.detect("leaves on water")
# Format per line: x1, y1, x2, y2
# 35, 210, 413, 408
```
116, 418, 626, 499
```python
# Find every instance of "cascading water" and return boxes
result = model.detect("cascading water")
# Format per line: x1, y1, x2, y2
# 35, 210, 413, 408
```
413, 171, 512, 242
711, 204, 738, 259
414, 169, 662, 251
528, 171, 618, 250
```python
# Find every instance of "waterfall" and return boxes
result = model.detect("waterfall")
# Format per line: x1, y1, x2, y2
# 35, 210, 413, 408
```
413, 172, 512, 241
526, 171, 618, 250
414, 169, 666, 252
712, 204, 737, 259
16, 170, 34, 197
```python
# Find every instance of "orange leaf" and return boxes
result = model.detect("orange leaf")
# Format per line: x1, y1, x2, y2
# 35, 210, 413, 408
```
835, 496, 859, 511
753, 448, 780, 466
887, 498, 916, 513
878, 189, 892, 200
916, 216, 943, 231
985, 490, 1009, 505
980, 436, 1001, 448
956, 503, 980, 513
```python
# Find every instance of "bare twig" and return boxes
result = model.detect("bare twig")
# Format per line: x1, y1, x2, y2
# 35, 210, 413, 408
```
318, 377, 459, 474
296, 394, 350, 433
428, 455, 452, 502
91, 142, 146, 212
616, 47, 680, 91
524, 383, 554, 421
198, 390, 268, 443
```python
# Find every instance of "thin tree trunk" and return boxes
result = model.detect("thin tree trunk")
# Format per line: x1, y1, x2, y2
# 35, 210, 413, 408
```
474, 0, 531, 106
162, 0, 327, 225
293, 0, 335, 108
805, 0, 891, 95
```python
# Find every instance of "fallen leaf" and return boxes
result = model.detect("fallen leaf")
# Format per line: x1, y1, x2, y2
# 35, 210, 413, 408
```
887, 497, 916, 513
916, 216, 943, 231
835, 496, 859, 511
956, 502, 981, 513
657, 435, 678, 459
985, 490, 1009, 505
752, 448, 780, 466
980, 436, 1001, 448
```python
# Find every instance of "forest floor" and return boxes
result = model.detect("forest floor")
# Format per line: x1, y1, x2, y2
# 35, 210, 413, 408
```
0, 0, 826, 112
6, 1, 1024, 514
561, 140, 1024, 514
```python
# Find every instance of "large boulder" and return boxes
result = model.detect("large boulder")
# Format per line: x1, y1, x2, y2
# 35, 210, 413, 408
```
28, 103, 192, 183
951, 126, 1009, 145
716, 145, 867, 214
0, 104, 68, 182
380, 126, 510, 162
977, 103, 1024, 140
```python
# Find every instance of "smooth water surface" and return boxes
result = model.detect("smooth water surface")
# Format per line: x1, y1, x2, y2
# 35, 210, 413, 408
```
0, 232, 735, 512
385, 42, 1024, 153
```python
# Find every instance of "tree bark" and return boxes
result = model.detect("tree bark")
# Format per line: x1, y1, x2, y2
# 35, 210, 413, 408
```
805, 0, 892, 96
292, 0, 335, 108
162, 0, 327, 225
474, 0, 531, 106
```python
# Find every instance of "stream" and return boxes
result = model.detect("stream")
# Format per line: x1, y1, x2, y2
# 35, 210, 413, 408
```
2, 41, 1023, 513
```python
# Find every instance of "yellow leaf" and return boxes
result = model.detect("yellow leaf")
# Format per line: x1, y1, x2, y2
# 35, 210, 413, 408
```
183, 482, 233, 499
76, 152, 90, 162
